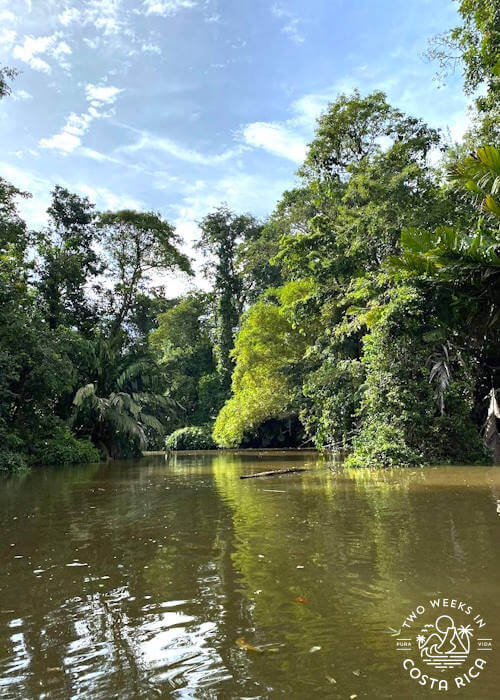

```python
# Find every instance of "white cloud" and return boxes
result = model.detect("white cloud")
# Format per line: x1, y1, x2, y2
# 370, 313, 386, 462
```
85, 83, 123, 103
13, 34, 55, 73
282, 19, 304, 44
58, 1, 123, 35
0, 161, 144, 228
121, 131, 244, 165
142, 0, 197, 17
58, 7, 81, 26
447, 111, 471, 144
272, 4, 304, 44
39, 82, 122, 154
0, 28, 16, 48
12, 33, 73, 73
12, 89, 33, 101
242, 122, 307, 163
0, 160, 52, 228
240, 84, 347, 162
51, 40, 72, 70
74, 183, 143, 212
142, 42, 162, 54
0, 9, 16, 23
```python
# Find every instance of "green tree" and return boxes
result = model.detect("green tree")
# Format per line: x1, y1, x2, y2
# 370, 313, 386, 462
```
150, 292, 220, 426
72, 336, 174, 460
37, 186, 101, 332
427, 0, 499, 141
99, 209, 192, 339
213, 280, 314, 447
197, 206, 260, 394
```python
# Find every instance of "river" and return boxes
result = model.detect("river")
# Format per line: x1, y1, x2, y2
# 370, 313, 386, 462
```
1, 450, 499, 698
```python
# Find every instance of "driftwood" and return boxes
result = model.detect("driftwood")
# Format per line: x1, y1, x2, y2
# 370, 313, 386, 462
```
240, 467, 309, 480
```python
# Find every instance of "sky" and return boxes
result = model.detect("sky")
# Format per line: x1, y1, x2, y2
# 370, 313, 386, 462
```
0, 0, 470, 295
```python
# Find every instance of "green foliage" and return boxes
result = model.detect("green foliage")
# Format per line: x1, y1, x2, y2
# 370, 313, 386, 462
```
427, 0, 499, 98
1, 9, 498, 470
197, 206, 261, 394
72, 337, 173, 460
345, 285, 487, 467
345, 424, 423, 469
0, 451, 28, 474
213, 280, 313, 447
31, 427, 99, 466
166, 426, 216, 451
427, 0, 499, 142
151, 292, 219, 426
37, 186, 101, 332
99, 209, 192, 335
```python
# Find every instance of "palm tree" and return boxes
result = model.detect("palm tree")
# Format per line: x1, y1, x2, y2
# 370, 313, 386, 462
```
390, 145, 500, 278
71, 336, 175, 460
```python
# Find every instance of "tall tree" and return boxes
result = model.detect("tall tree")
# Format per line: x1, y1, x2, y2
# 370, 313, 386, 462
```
151, 292, 220, 427
99, 210, 192, 340
37, 186, 101, 333
197, 206, 260, 394
427, 0, 499, 142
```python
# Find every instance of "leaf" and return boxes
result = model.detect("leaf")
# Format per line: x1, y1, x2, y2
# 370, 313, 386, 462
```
485, 194, 500, 218
236, 637, 263, 653
73, 383, 96, 406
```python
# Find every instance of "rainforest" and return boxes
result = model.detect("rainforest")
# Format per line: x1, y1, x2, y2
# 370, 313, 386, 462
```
0, 0, 499, 474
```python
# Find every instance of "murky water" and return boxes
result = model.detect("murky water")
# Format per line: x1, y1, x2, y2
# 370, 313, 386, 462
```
0, 451, 499, 698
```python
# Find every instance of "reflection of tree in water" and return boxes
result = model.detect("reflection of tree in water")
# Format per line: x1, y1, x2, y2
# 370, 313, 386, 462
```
1, 457, 500, 697
211, 460, 500, 695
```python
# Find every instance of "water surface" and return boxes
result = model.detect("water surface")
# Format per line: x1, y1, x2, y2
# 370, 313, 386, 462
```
0, 451, 499, 698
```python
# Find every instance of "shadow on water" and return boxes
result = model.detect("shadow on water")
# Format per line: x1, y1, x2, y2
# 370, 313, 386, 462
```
0, 451, 499, 698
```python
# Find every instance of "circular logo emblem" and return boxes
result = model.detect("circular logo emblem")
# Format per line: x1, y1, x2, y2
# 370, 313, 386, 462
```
394, 598, 493, 692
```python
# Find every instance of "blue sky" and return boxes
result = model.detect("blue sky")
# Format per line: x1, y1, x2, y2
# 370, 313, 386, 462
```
0, 0, 470, 293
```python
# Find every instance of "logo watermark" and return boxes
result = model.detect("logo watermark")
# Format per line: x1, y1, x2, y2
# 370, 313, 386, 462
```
394, 597, 493, 692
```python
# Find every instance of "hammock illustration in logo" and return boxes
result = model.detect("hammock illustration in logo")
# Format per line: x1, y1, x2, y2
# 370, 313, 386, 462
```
417, 615, 473, 671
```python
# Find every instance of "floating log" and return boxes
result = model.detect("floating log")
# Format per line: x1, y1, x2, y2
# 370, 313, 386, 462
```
240, 467, 309, 479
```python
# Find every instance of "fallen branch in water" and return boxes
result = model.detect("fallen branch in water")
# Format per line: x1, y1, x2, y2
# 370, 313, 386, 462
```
240, 467, 309, 479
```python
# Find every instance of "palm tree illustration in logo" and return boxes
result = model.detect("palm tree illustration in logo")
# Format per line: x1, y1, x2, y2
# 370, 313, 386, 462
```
417, 615, 473, 670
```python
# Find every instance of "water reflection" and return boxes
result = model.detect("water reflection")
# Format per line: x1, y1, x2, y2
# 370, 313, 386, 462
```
0, 452, 499, 698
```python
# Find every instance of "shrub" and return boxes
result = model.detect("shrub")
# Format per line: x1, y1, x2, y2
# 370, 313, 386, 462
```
32, 427, 100, 465
0, 451, 29, 474
165, 426, 217, 451
345, 424, 423, 469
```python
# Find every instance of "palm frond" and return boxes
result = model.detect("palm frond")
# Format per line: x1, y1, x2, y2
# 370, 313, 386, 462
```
73, 383, 96, 406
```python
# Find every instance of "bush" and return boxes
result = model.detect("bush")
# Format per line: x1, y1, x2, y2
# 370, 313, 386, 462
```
0, 451, 29, 474
345, 424, 423, 469
32, 427, 100, 465
165, 426, 217, 451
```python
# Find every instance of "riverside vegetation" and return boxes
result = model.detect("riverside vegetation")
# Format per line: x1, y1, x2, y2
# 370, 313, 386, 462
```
0, 0, 499, 473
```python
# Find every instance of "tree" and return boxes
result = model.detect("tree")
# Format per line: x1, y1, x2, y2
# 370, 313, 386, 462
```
99, 210, 192, 339
150, 292, 219, 427
384, 146, 500, 461
37, 186, 101, 332
72, 336, 174, 460
427, 0, 499, 141
197, 206, 260, 394
213, 280, 314, 447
